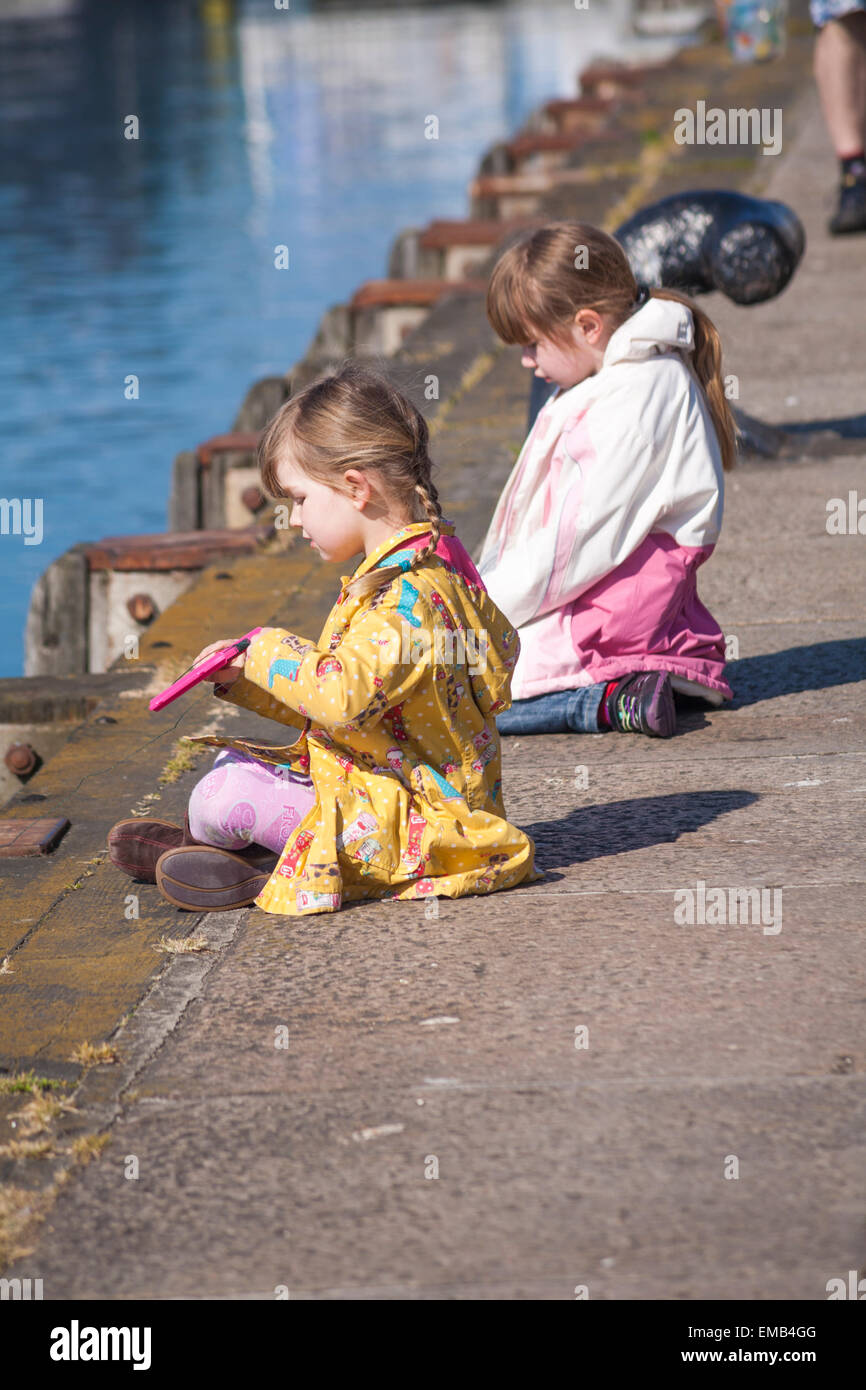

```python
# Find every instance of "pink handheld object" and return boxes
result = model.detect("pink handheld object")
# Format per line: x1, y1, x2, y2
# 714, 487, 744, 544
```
149, 627, 263, 712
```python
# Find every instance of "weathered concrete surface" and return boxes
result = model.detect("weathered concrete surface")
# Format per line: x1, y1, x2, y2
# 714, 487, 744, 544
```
0, 545, 343, 1068
2, 39, 865, 1297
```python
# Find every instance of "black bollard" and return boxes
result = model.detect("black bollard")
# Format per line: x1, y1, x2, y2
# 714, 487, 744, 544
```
521, 191, 806, 446
614, 189, 805, 305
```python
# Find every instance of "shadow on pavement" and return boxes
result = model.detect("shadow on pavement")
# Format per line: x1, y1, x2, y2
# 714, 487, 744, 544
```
523, 788, 758, 869
728, 637, 866, 706
783, 412, 866, 439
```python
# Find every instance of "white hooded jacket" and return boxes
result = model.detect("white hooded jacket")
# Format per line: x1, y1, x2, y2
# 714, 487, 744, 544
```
477, 295, 732, 701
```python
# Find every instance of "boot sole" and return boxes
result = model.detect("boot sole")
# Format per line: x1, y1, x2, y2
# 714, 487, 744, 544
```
156, 846, 271, 911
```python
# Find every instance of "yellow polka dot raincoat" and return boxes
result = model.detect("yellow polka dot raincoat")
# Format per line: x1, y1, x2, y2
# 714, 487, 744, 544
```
183, 521, 542, 916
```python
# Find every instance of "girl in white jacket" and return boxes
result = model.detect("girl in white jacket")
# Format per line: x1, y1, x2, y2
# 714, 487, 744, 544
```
478, 221, 738, 738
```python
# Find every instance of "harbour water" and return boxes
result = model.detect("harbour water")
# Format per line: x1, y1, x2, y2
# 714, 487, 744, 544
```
0, 0, 683, 676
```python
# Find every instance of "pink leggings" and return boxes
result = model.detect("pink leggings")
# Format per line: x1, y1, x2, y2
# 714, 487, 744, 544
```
187, 749, 317, 853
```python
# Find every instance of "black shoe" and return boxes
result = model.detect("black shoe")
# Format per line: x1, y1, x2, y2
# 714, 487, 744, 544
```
829, 174, 866, 235
605, 671, 676, 738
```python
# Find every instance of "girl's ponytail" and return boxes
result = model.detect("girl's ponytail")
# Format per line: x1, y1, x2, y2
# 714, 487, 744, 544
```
646, 289, 738, 472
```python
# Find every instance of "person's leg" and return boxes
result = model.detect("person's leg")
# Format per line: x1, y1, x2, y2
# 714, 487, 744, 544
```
187, 749, 316, 853
496, 672, 678, 738
815, 11, 866, 156
496, 684, 607, 735
813, 8, 866, 230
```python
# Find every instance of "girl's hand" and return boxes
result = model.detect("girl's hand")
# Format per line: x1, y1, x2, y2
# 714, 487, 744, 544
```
190, 638, 247, 687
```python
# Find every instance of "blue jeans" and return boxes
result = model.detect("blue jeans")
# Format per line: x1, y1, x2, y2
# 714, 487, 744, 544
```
495, 683, 607, 735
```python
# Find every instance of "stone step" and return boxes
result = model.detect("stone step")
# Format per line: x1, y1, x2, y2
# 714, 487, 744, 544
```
24, 526, 272, 679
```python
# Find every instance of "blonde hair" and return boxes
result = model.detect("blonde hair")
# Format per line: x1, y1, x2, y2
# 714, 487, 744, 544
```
258, 360, 442, 600
487, 220, 737, 471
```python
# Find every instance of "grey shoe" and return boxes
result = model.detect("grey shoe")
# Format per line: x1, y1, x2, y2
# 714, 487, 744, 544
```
604, 670, 677, 738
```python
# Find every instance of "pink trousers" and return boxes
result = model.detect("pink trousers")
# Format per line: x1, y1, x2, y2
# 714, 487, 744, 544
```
187, 749, 317, 853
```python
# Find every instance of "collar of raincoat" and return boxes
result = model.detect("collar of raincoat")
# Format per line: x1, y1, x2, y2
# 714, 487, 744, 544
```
340, 518, 456, 588
601, 294, 695, 368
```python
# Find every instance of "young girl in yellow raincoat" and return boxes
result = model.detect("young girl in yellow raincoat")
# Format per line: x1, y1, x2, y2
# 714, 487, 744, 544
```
115, 362, 540, 916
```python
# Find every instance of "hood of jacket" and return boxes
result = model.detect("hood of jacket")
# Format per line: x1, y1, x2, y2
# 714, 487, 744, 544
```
601, 295, 695, 367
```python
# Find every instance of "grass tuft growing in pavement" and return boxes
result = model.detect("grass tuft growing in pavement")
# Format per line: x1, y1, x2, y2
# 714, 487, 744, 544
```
0, 1186, 53, 1268
154, 932, 210, 954
71, 1132, 112, 1164
0, 1137, 54, 1159
68, 1041, 119, 1067
16, 1092, 79, 1137
0, 1072, 71, 1096
158, 740, 203, 785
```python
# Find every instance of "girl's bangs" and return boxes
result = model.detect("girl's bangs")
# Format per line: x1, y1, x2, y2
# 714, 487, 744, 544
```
488, 268, 545, 347
488, 263, 573, 349
259, 411, 303, 498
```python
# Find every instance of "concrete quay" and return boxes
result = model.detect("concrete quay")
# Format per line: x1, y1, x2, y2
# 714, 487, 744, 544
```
1, 8, 864, 1300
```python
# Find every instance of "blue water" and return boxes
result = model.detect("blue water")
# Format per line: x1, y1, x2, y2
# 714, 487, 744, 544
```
0, 0, 678, 676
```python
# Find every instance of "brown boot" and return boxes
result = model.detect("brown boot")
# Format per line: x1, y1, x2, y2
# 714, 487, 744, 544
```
107, 815, 198, 883
155, 844, 277, 911
108, 814, 276, 887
